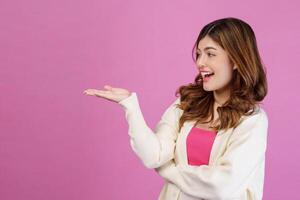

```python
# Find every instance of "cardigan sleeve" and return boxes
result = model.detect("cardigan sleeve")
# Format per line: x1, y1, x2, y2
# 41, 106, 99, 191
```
118, 92, 181, 169
155, 110, 268, 199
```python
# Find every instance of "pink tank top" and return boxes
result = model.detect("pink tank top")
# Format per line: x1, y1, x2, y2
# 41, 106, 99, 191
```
186, 127, 217, 166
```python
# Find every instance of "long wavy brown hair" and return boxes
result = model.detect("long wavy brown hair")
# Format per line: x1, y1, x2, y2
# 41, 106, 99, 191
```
174, 17, 268, 133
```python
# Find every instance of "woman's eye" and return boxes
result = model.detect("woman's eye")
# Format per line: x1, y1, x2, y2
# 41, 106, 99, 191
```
196, 52, 214, 57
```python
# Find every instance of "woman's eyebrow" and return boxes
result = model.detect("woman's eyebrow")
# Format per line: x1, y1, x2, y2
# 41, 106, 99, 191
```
197, 46, 217, 51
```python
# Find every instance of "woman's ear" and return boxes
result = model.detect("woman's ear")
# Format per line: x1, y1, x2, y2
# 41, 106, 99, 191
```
230, 59, 237, 70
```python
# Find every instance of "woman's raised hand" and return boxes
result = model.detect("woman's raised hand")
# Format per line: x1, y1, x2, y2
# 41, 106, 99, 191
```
83, 85, 132, 103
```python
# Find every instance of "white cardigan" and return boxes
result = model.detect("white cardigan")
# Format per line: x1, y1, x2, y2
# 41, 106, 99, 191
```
118, 92, 269, 200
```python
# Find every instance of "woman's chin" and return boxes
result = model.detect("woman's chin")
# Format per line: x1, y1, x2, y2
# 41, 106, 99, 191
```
203, 85, 215, 91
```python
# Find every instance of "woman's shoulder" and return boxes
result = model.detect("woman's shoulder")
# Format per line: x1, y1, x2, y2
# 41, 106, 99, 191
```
237, 105, 268, 130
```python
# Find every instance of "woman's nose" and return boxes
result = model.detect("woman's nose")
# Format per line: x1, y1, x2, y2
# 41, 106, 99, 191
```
196, 56, 207, 69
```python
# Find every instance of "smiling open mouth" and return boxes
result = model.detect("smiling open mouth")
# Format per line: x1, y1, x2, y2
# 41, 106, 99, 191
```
201, 72, 215, 78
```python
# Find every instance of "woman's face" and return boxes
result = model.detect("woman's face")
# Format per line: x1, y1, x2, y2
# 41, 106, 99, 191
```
196, 35, 237, 92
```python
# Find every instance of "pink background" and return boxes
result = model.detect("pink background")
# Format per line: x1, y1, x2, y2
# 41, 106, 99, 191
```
1, 0, 299, 199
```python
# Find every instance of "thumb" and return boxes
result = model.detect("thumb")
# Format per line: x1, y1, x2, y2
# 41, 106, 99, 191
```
104, 85, 113, 90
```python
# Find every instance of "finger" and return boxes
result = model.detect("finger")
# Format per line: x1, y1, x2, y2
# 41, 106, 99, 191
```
84, 89, 105, 96
104, 85, 124, 92
83, 90, 91, 95
94, 91, 115, 100
104, 85, 112, 90
83, 89, 95, 95
83, 89, 116, 102
87, 89, 113, 99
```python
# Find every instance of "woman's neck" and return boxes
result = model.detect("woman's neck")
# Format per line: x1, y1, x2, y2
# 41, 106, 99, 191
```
213, 87, 231, 106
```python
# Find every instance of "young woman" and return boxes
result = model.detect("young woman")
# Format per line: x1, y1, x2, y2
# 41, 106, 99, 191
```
84, 17, 268, 200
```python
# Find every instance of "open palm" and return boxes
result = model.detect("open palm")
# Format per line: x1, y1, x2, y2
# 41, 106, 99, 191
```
83, 85, 131, 103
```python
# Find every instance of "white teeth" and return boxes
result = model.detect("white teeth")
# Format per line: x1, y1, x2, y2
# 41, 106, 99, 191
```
201, 72, 214, 77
